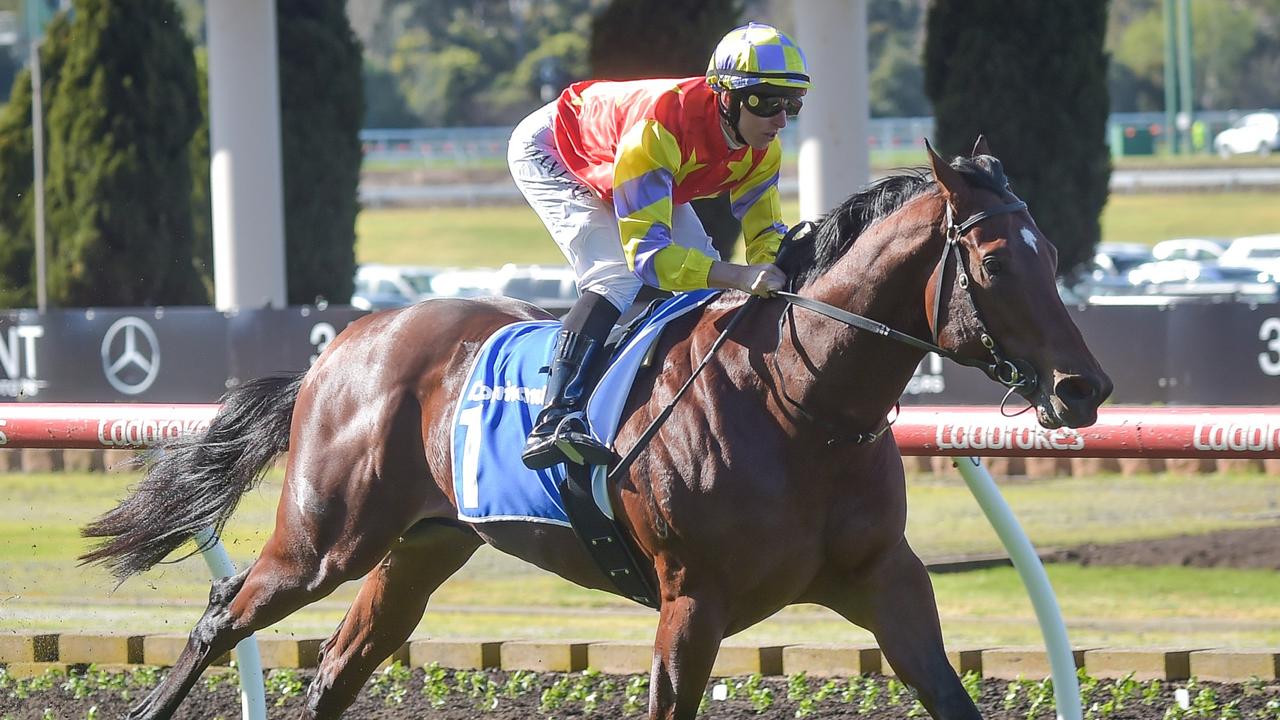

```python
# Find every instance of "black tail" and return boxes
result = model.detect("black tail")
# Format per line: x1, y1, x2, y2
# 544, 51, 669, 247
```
80, 373, 305, 581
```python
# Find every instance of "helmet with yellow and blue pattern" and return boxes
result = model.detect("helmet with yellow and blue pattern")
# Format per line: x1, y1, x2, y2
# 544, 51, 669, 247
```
706, 23, 811, 93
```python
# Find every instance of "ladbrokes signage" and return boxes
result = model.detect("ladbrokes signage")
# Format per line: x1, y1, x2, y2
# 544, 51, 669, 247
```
934, 423, 1086, 452
0, 303, 1275, 404
1192, 416, 1280, 453
97, 417, 212, 447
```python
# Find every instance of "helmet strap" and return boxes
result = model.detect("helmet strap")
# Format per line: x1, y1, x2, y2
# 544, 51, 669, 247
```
717, 91, 748, 147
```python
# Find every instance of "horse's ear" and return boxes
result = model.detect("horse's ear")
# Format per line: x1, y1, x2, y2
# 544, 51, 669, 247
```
925, 138, 964, 198
971, 135, 991, 157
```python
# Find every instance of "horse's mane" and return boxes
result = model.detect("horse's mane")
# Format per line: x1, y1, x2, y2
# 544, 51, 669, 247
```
790, 155, 1009, 289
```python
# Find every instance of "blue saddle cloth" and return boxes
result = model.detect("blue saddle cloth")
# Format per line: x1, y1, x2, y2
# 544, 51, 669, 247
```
449, 290, 719, 525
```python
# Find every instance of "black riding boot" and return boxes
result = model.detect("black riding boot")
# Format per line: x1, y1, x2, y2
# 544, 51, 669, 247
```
522, 329, 613, 469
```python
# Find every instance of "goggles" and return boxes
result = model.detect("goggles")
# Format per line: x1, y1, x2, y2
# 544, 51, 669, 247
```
741, 92, 803, 119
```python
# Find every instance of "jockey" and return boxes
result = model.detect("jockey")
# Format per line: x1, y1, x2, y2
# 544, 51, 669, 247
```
508, 22, 810, 470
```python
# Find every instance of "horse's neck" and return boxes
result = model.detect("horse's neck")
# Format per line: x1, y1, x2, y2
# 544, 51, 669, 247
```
779, 210, 942, 428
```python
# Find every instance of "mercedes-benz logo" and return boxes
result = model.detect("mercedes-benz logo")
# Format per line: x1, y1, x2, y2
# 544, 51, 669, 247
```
101, 317, 161, 395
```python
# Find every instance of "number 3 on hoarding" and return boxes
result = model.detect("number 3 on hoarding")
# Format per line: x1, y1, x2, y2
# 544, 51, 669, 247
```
310, 323, 336, 365
1260, 317, 1280, 377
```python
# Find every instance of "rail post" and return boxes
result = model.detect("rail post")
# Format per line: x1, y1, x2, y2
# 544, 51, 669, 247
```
953, 456, 1081, 720
194, 527, 266, 720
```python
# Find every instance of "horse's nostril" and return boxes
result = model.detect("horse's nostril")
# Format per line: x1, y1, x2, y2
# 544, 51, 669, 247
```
1055, 375, 1097, 403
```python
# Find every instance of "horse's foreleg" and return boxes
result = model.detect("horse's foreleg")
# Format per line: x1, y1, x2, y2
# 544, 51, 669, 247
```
816, 541, 981, 720
303, 521, 482, 719
648, 590, 729, 720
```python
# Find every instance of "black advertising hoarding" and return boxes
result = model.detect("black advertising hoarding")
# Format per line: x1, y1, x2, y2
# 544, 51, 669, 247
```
0, 307, 364, 403
0, 307, 231, 402
0, 302, 1277, 404
225, 306, 368, 387
870, 302, 1277, 406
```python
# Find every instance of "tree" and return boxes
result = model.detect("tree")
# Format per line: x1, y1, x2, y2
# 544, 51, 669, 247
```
22, 0, 205, 306
925, 1, 1111, 275
189, 48, 212, 299
590, 0, 745, 261
277, 0, 363, 305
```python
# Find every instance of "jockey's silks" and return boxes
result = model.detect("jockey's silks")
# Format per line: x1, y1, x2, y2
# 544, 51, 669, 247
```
553, 77, 786, 291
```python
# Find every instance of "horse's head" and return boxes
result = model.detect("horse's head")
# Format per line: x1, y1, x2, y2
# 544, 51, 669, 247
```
925, 137, 1112, 428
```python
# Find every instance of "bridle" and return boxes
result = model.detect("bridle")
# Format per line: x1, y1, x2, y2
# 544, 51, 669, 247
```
608, 196, 1042, 473
772, 195, 1040, 439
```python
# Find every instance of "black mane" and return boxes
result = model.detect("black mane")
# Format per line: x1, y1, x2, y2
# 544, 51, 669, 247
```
789, 155, 1008, 289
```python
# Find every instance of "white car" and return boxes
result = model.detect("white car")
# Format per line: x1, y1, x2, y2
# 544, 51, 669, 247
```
1213, 112, 1280, 157
1219, 234, 1280, 279
350, 264, 443, 310
1150, 237, 1228, 262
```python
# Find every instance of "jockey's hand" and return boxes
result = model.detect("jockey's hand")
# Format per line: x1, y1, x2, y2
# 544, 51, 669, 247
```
741, 263, 787, 297
709, 261, 787, 297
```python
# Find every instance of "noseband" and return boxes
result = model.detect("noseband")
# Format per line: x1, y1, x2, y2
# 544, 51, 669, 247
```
775, 197, 1039, 425
930, 198, 1036, 393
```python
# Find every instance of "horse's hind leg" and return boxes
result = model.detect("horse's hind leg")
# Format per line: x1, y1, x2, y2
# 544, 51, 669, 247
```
127, 396, 433, 719
303, 520, 482, 719
814, 541, 981, 720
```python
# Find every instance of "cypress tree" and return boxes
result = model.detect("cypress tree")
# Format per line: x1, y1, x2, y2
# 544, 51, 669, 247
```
277, 0, 363, 306
41, 0, 205, 306
924, 2, 1111, 274
189, 48, 212, 300
0, 14, 72, 308
0, 65, 38, 308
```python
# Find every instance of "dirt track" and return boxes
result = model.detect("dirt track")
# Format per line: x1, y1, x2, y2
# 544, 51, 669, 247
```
1043, 524, 1280, 570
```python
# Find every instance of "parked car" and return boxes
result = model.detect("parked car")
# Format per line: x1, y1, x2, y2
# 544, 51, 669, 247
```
1150, 237, 1229, 262
1213, 112, 1280, 157
1077, 242, 1155, 294
1126, 259, 1268, 286
1218, 234, 1280, 279
350, 264, 442, 311
429, 268, 503, 298
492, 264, 579, 313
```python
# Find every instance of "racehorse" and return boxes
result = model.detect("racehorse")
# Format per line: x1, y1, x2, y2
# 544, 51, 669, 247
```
82, 138, 1111, 720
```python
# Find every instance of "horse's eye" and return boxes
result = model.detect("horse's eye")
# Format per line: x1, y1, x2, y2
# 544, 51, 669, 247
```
982, 257, 1003, 276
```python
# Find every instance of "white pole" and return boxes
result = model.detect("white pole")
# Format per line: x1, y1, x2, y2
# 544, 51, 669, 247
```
952, 456, 1082, 720
207, 0, 288, 311
194, 528, 266, 720
794, 0, 870, 220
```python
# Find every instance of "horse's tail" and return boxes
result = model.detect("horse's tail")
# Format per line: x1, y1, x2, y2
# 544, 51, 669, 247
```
80, 372, 305, 581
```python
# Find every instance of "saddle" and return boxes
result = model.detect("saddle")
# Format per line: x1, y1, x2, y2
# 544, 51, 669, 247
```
559, 296, 669, 609
449, 290, 720, 609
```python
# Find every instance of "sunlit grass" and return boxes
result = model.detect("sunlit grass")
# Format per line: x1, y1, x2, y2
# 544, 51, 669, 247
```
3, 468, 1278, 649
354, 191, 1280, 269
1099, 191, 1280, 245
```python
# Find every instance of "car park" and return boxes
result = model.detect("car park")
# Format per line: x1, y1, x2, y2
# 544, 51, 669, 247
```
1125, 258, 1268, 286
1212, 111, 1280, 157
350, 264, 443, 310
1218, 234, 1280, 279
1076, 242, 1155, 294
1150, 237, 1229, 262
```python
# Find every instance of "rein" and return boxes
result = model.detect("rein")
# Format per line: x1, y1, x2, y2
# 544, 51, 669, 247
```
607, 196, 1039, 478
606, 224, 812, 483
778, 198, 1035, 395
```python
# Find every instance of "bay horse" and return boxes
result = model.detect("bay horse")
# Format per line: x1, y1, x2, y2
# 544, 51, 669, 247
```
82, 138, 1111, 720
